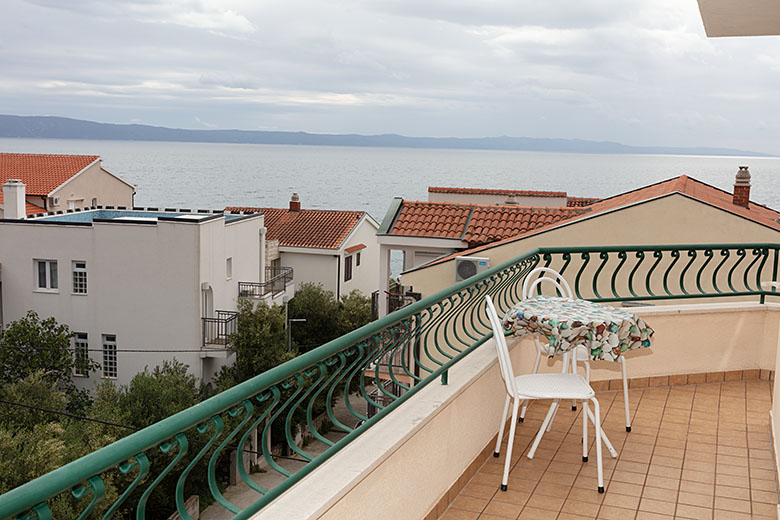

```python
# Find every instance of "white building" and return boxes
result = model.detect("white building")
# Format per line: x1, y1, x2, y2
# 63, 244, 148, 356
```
227, 194, 380, 299
0, 196, 294, 388
0, 153, 135, 217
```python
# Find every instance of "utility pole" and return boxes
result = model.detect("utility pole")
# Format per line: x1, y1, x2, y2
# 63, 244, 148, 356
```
287, 318, 306, 351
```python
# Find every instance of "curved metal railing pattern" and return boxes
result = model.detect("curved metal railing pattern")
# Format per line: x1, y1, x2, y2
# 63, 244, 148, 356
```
1, 243, 778, 519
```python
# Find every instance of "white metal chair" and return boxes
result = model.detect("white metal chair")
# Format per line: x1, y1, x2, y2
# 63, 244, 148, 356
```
485, 295, 609, 493
520, 267, 633, 433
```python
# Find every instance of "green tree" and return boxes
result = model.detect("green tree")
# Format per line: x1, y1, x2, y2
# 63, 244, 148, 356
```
227, 298, 292, 383
119, 359, 200, 428
0, 311, 97, 413
0, 371, 67, 429
336, 290, 372, 337
287, 283, 341, 351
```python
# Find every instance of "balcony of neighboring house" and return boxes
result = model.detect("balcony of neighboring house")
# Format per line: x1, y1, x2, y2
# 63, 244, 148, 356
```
201, 310, 239, 357
5, 244, 780, 520
239, 266, 295, 306
371, 283, 422, 320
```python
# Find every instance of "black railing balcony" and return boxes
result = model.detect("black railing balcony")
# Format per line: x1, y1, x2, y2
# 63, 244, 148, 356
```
239, 266, 294, 298
202, 310, 238, 346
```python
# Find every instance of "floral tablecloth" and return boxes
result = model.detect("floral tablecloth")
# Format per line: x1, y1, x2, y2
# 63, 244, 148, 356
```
503, 296, 654, 362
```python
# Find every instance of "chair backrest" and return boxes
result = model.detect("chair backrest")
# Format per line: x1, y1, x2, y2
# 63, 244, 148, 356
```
484, 295, 517, 397
522, 267, 573, 300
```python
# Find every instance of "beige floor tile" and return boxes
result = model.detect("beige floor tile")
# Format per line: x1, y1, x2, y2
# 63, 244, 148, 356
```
750, 501, 779, 516
597, 505, 638, 519
635, 512, 674, 519
451, 495, 490, 512
440, 508, 481, 520
525, 493, 565, 512
676, 491, 713, 508
516, 506, 558, 519
674, 503, 713, 520
639, 498, 676, 515
712, 497, 750, 514
712, 510, 751, 520
482, 500, 523, 518
603, 492, 641, 510
560, 499, 600, 517
641, 486, 675, 502
607, 481, 644, 497
750, 478, 779, 492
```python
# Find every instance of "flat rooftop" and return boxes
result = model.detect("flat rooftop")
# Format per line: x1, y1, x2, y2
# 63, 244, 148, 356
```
25, 207, 253, 224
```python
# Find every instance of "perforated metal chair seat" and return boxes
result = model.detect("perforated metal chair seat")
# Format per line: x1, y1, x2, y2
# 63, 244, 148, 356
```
514, 373, 595, 400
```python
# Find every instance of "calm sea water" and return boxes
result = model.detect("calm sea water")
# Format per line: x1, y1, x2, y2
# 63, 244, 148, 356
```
3, 138, 780, 223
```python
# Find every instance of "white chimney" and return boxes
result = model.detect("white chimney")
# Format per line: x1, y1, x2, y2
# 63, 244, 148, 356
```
2, 179, 26, 219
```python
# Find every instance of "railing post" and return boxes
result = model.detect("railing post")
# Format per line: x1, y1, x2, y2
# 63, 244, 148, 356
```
440, 370, 448, 385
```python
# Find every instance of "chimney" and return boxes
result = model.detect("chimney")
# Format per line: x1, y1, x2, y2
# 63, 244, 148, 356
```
733, 166, 751, 208
289, 192, 301, 212
2, 179, 26, 219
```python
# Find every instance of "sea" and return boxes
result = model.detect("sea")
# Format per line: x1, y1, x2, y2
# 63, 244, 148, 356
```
3, 138, 780, 222
3, 138, 780, 277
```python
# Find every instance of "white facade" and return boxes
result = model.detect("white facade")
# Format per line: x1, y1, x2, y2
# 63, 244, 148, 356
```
278, 214, 379, 299
428, 191, 568, 207
0, 209, 292, 388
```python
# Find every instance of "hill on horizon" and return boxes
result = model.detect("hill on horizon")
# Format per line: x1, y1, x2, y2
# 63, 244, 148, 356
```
0, 114, 773, 157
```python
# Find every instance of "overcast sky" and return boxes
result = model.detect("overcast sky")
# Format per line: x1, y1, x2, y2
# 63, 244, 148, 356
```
2, 0, 780, 153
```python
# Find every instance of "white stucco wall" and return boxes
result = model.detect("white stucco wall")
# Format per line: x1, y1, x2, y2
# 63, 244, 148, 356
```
0, 213, 265, 389
340, 216, 379, 298
428, 191, 568, 207
49, 162, 135, 211
279, 250, 339, 296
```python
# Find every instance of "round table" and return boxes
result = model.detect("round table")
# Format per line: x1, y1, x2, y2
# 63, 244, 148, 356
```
503, 296, 654, 361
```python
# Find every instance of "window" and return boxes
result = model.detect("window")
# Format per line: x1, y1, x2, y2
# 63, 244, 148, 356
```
356, 252, 361, 267
74, 333, 89, 377
68, 200, 76, 210
72, 261, 87, 294
344, 255, 353, 282
34, 259, 58, 290
102, 335, 117, 378
91, 197, 98, 207
226, 257, 233, 279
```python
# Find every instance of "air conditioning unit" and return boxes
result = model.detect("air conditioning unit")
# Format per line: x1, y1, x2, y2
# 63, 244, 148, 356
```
51, 196, 60, 207
455, 256, 490, 282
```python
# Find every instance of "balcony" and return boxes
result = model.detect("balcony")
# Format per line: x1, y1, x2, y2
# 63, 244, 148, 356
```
3, 244, 780, 520
239, 266, 293, 299
202, 310, 238, 348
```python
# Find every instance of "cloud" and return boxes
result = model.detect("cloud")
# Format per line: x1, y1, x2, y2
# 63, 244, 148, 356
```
2, 0, 780, 153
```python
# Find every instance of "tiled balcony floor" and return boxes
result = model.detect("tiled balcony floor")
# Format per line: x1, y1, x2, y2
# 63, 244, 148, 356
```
440, 380, 778, 520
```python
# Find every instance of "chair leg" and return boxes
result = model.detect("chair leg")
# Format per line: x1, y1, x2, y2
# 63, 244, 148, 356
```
501, 398, 521, 491
590, 397, 605, 493
520, 343, 543, 423
571, 355, 579, 411
581, 400, 588, 462
585, 406, 619, 458
528, 399, 557, 459
620, 356, 631, 432
494, 395, 511, 457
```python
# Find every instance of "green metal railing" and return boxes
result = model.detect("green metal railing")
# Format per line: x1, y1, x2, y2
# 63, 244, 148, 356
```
2, 243, 778, 519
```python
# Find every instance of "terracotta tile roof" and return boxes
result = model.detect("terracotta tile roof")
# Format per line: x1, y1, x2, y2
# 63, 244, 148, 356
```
429, 186, 567, 198
391, 202, 472, 239
0, 153, 99, 195
387, 200, 587, 246
225, 206, 364, 249
345, 243, 366, 253
416, 175, 780, 269
465, 205, 585, 245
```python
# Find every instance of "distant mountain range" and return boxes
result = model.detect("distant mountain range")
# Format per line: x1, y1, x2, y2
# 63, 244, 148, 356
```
0, 114, 773, 157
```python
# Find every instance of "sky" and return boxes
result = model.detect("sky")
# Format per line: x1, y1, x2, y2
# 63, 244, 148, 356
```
2, 0, 780, 153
